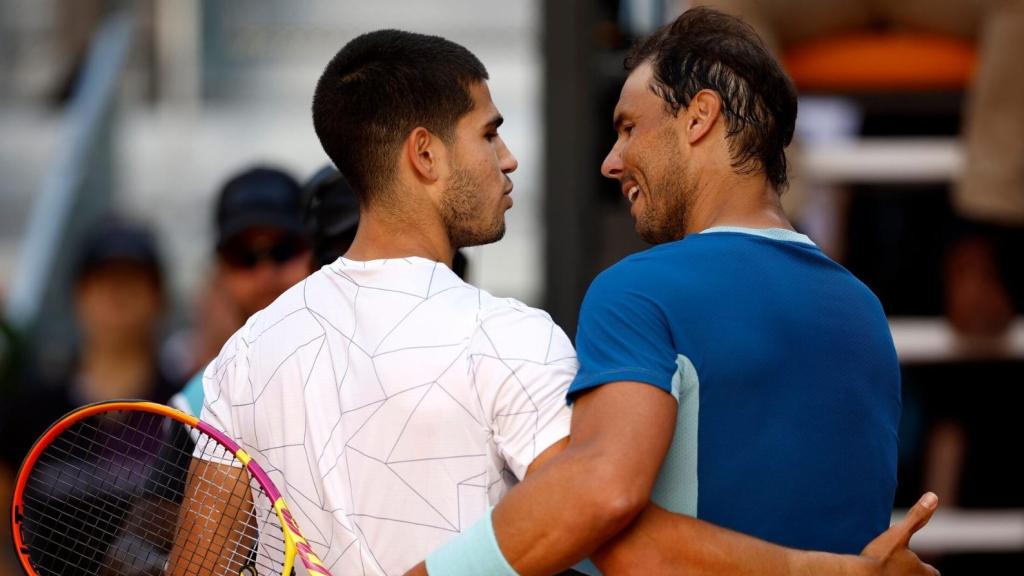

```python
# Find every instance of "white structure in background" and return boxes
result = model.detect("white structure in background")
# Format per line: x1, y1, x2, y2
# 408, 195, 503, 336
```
130, 0, 545, 305
0, 0, 545, 308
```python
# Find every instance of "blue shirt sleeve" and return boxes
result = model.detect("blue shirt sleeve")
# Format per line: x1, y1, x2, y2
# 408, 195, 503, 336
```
568, 261, 679, 401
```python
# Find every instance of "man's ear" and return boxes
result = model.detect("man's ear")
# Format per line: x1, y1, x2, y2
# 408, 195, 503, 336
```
405, 126, 445, 183
683, 89, 722, 145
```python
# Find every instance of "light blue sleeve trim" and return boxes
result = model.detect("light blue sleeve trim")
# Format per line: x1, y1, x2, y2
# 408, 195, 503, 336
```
425, 508, 518, 576
651, 354, 700, 516
699, 226, 815, 246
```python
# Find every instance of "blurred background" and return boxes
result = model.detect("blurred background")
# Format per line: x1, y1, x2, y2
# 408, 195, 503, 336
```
0, 0, 1021, 574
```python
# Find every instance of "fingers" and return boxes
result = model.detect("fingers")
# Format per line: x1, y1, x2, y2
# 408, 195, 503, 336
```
898, 492, 939, 543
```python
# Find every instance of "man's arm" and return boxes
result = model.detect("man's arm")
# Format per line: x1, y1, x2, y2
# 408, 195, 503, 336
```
408, 381, 938, 576
404, 381, 674, 576
593, 496, 939, 576
489, 381, 679, 573
166, 458, 257, 576
568, 382, 938, 576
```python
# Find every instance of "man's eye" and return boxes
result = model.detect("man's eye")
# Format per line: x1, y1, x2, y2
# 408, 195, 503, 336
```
485, 132, 498, 141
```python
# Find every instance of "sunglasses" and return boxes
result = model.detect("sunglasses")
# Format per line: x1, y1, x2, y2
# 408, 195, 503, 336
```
219, 236, 308, 269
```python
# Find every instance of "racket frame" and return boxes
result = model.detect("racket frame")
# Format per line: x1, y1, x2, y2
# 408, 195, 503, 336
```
10, 400, 333, 576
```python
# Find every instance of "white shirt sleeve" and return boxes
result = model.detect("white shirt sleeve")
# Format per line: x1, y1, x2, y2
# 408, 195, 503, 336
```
469, 301, 577, 480
195, 324, 251, 466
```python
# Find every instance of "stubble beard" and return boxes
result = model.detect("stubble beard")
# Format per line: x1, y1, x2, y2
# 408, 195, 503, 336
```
441, 165, 507, 249
635, 136, 694, 245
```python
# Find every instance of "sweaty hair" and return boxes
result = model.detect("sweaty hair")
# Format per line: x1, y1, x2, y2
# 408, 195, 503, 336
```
625, 7, 797, 192
312, 30, 488, 204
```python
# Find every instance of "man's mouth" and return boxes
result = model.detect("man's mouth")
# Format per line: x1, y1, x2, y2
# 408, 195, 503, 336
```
626, 185, 640, 203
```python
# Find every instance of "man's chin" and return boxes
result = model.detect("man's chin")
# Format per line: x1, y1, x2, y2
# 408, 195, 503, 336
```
452, 224, 506, 249
635, 221, 679, 246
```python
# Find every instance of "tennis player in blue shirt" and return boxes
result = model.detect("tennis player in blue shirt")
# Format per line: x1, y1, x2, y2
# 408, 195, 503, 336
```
415, 7, 939, 576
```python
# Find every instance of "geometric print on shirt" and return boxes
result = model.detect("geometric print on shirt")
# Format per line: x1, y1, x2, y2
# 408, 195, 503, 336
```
200, 257, 576, 575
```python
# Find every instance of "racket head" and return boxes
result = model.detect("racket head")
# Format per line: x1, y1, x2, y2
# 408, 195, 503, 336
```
10, 400, 332, 576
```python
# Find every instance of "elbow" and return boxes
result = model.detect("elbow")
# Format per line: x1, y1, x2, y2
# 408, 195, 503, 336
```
576, 457, 650, 538
596, 485, 647, 532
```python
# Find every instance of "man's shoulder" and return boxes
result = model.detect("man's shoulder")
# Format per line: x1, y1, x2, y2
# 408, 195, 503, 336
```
241, 276, 329, 345
584, 243, 698, 305
477, 292, 558, 333
473, 292, 575, 363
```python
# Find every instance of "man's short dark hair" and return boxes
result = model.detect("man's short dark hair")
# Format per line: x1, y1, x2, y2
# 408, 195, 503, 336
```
625, 7, 797, 192
312, 30, 488, 204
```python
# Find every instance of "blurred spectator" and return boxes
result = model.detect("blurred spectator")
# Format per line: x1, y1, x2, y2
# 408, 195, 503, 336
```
692, 0, 1024, 334
0, 216, 179, 574
0, 217, 178, 459
170, 166, 314, 414
187, 166, 313, 369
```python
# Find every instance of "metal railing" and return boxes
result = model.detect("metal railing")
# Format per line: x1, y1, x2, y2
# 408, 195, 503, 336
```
4, 9, 136, 335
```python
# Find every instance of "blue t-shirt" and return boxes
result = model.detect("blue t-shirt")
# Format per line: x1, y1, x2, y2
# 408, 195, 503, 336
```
569, 227, 900, 554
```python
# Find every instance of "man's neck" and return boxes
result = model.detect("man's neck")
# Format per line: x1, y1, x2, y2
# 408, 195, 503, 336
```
344, 202, 455, 267
685, 171, 793, 235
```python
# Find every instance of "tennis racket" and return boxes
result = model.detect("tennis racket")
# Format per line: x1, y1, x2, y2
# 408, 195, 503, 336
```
11, 400, 333, 576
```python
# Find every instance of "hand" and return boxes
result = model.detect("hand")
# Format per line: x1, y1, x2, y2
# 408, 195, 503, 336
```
860, 492, 940, 576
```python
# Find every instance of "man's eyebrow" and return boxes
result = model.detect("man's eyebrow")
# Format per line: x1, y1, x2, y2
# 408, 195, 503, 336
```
612, 110, 625, 132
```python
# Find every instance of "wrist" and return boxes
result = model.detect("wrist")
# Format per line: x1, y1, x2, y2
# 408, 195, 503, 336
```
425, 509, 518, 576
790, 551, 878, 576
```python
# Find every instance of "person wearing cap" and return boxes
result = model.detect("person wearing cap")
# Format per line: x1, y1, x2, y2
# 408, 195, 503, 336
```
212, 166, 313, 323
0, 215, 180, 493
171, 166, 313, 384
171, 165, 355, 417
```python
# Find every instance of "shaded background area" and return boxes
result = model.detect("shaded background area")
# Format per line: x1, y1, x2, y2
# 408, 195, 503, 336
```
2, 0, 1022, 574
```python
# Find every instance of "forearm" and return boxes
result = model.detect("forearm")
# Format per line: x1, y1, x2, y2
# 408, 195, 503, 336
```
594, 505, 876, 576
415, 382, 678, 576
408, 444, 639, 576
167, 459, 255, 575
488, 444, 645, 575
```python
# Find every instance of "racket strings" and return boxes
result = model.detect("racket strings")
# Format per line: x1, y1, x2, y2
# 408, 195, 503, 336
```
173, 438, 284, 575
18, 410, 287, 575
23, 418, 214, 564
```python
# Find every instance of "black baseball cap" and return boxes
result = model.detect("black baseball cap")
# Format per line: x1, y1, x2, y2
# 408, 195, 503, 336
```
302, 165, 360, 267
215, 167, 305, 249
75, 216, 163, 283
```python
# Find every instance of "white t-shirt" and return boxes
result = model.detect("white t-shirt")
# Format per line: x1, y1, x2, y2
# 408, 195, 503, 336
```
200, 257, 576, 575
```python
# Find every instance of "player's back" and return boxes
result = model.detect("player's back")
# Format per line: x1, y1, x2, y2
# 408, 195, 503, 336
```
597, 228, 899, 553
201, 257, 575, 574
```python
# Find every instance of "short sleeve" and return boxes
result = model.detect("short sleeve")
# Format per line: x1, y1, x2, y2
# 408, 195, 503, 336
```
195, 328, 249, 466
568, 261, 678, 400
469, 302, 577, 480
